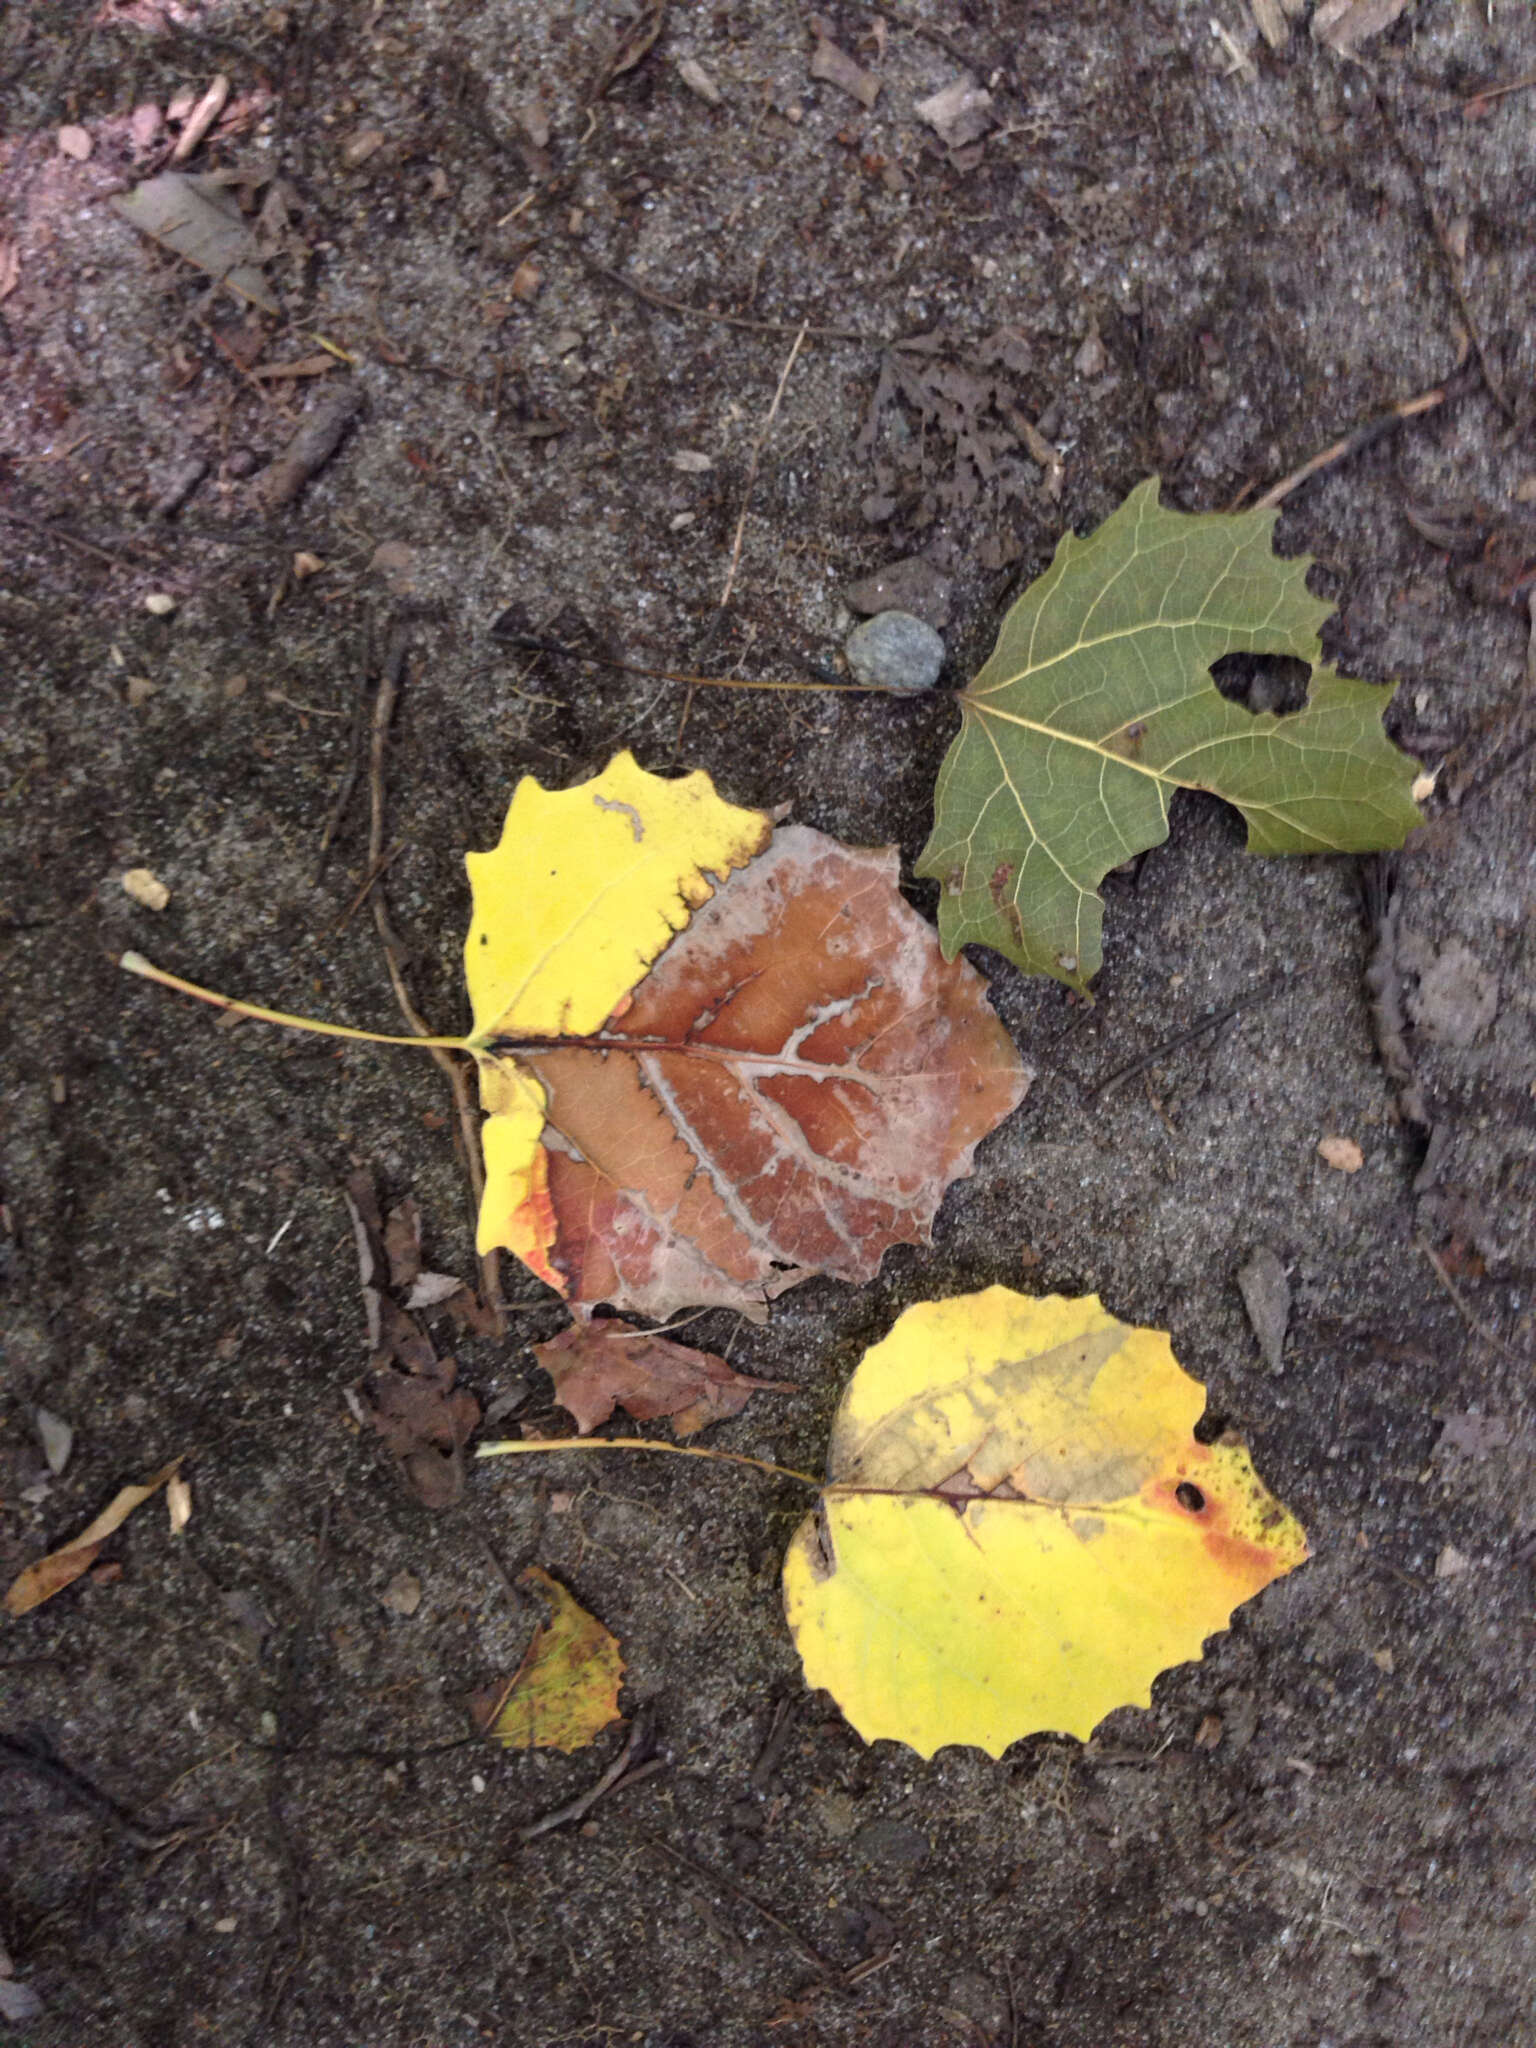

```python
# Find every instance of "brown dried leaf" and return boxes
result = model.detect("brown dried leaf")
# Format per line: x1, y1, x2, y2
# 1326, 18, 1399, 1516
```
364, 1362, 479, 1509
504, 821, 1030, 1318
534, 1317, 796, 1437
4, 1460, 183, 1616
809, 34, 880, 109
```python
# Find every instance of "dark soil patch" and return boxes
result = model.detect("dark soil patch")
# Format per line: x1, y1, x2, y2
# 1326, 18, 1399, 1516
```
3, 5, 1534, 2045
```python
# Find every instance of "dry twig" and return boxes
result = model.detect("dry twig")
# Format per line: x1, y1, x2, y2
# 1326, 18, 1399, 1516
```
366, 625, 505, 1330
720, 320, 808, 610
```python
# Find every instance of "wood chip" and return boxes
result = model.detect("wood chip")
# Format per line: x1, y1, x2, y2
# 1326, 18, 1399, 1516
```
122, 867, 171, 912
1317, 1135, 1364, 1173
1249, 0, 1291, 48
170, 74, 230, 163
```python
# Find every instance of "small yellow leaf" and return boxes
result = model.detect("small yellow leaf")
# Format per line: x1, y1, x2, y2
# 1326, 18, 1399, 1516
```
470, 1565, 624, 1752
782, 1288, 1307, 1758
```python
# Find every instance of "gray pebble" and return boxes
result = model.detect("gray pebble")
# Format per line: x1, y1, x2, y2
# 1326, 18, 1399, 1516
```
845, 609, 945, 692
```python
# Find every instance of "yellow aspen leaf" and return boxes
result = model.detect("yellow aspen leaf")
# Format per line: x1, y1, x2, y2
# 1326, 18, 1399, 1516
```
462, 753, 1026, 1316
782, 1288, 1307, 1758
122, 752, 1027, 1319
469, 1566, 624, 1752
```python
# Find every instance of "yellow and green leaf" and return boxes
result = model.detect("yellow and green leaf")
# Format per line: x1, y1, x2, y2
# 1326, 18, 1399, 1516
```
782, 1287, 1307, 1758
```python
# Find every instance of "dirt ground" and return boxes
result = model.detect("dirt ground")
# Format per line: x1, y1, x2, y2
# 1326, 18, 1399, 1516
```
3, 3, 1535, 2044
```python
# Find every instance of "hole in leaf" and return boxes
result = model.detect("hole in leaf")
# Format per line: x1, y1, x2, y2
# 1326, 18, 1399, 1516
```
1209, 652, 1312, 717
1176, 1481, 1207, 1514
1193, 1412, 1226, 1445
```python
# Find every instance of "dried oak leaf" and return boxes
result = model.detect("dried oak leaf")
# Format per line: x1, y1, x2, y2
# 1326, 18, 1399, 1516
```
469, 1565, 624, 1752
783, 1288, 1307, 1757
533, 1317, 796, 1438
465, 752, 1028, 1319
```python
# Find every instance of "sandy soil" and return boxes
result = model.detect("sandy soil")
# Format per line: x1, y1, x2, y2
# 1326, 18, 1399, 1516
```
2, 4, 1534, 2045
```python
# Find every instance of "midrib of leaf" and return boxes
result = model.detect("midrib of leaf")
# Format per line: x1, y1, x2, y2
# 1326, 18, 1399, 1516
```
961, 692, 1329, 830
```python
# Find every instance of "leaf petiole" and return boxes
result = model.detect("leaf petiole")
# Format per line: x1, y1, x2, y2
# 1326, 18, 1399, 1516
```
476, 1436, 822, 1489
119, 952, 469, 1051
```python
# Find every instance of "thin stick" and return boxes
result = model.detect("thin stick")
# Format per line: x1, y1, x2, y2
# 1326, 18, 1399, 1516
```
638, 1831, 845, 1986
476, 1435, 822, 1489
0, 504, 135, 567
516, 1708, 662, 1844
496, 632, 906, 694
366, 629, 505, 1328
1463, 68, 1536, 108
1251, 370, 1473, 512
313, 622, 373, 881
581, 254, 878, 346
1417, 1236, 1523, 1363
1090, 976, 1304, 1102
721, 320, 808, 610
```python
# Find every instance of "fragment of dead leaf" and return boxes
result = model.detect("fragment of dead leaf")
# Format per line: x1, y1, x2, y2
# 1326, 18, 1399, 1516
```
0, 240, 20, 303
913, 77, 993, 150
470, 1566, 624, 1752
111, 170, 279, 315
534, 1317, 796, 1438
4, 1459, 184, 1615
122, 867, 171, 912
809, 33, 880, 109
1317, 1135, 1364, 1173
166, 1471, 193, 1533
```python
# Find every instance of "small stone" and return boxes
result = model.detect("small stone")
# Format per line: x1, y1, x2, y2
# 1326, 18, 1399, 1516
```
122, 867, 171, 912
1237, 1246, 1290, 1372
845, 555, 953, 629
845, 610, 945, 693
671, 449, 713, 473
126, 676, 157, 708
212, 1917, 238, 1935
291, 550, 325, 580
1372, 1646, 1395, 1674
1435, 1543, 1471, 1581
510, 259, 542, 301
1194, 1712, 1223, 1750
340, 128, 386, 169
58, 124, 93, 161
144, 592, 177, 616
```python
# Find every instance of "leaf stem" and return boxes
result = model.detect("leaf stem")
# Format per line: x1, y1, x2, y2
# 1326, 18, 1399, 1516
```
119, 953, 470, 1051
475, 1436, 823, 1489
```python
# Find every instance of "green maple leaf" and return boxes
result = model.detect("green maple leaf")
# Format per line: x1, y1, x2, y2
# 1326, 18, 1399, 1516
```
916, 479, 1423, 990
